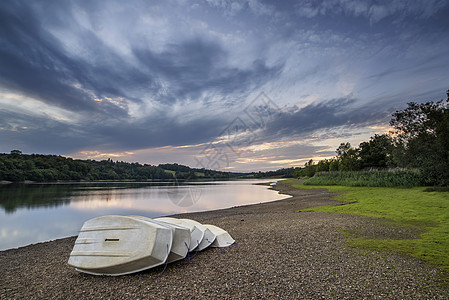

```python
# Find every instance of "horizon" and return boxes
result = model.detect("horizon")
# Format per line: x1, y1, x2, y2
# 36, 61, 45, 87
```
1, 150, 295, 174
1, 1, 449, 172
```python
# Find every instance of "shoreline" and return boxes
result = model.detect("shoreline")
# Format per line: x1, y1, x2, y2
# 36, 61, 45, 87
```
1, 180, 448, 298
0, 178, 279, 184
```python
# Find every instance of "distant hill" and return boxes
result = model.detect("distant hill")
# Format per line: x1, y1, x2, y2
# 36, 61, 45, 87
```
0, 151, 298, 182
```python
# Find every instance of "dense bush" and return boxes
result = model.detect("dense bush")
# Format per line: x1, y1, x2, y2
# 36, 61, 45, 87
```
303, 169, 423, 187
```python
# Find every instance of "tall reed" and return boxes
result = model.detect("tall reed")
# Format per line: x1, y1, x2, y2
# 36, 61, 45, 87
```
303, 169, 423, 187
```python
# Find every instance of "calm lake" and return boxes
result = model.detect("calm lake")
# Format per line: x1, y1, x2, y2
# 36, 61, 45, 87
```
0, 179, 288, 251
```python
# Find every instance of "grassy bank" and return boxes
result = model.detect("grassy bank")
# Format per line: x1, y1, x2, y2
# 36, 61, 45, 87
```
303, 169, 423, 187
293, 182, 449, 273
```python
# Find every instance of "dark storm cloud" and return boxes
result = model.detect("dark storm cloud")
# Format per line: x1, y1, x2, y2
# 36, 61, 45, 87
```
0, 2, 148, 117
0, 109, 91, 153
0, 1, 282, 112
89, 111, 232, 151
132, 40, 283, 104
367, 51, 449, 83
0, 3, 96, 112
0, 106, 230, 154
263, 97, 390, 139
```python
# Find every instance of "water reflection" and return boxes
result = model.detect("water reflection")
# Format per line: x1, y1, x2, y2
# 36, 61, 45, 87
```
0, 184, 73, 213
0, 180, 287, 250
166, 185, 203, 207
0, 182, 173, 213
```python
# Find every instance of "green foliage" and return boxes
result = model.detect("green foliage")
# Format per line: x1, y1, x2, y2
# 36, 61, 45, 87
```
298, 184, 449, 273
336, 143, 361, 171
335, 142, 351, 157
0, 152, 175, 182
390, 97, 449, 185
358, 134, 395, 169
303, 169, 423, 187
10, 150, 22, 156
424, 186, 449, 192
294, 159, 317, 178
316, 159, 331, 172
390, 100, 448, 141
293, 169, 302, 178
249, 167, 299, 178
329, 159, 339, 171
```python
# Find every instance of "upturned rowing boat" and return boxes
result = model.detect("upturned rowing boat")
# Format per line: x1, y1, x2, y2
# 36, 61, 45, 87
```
68, 215, 172, 276
203, 224, 235, 247
130, 216, 190, 263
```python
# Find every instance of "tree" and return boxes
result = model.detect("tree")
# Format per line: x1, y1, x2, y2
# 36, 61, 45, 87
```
390, 100, 448, 142
389, 91, 449, 185
329, 159, 339, 171
294, 159, 317, 178
316, 159, 330, 172
336, 143, 360, 171
304, 159, 317, 177
436, 104, 449, 153
358, 134, 395, 169
336, 143, 352, 157
10, 150, 22, 158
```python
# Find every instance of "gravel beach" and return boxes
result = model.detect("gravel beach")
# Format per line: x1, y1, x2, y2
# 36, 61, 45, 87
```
1, 180, 448, 299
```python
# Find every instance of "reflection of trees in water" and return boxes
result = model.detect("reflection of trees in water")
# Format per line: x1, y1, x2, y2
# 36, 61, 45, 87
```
0, 182, 176, 214
0, 184, 74, 213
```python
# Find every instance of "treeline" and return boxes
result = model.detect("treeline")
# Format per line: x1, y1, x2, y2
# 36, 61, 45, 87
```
157, 164, 297, 180
296, 90, 449, 186
0, 152, 295, 182
158, 163, 241, 180
0, 152, 175, 182
245, 167, 299, 179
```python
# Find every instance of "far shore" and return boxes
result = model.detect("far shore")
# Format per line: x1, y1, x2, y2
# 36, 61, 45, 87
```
0, 178, 280, 184
1, 180, 448, 299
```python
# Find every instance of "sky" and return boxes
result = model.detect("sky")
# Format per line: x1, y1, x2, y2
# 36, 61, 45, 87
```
1, 0, 448, 172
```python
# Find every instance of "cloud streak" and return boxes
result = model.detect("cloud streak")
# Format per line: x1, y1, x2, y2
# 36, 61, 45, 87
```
294, 0, 447, 23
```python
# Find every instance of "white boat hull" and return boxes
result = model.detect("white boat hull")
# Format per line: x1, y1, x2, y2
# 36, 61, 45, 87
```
154, 217, 205, 251
68, 215, 172, 276
130, 216, 190, 263
204, 224, 235, 247
179, 219, 216, 251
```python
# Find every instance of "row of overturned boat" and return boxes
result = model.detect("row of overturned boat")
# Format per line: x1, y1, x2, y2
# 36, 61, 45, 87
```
67, 215, 235, 276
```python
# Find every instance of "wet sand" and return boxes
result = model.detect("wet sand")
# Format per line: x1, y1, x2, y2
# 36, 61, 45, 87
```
1, 180, 448, 299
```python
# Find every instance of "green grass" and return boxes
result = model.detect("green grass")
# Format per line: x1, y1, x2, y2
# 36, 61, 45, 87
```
294, 183, 449, 273
303, 169, 423, 187
424, 186, 449, 192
